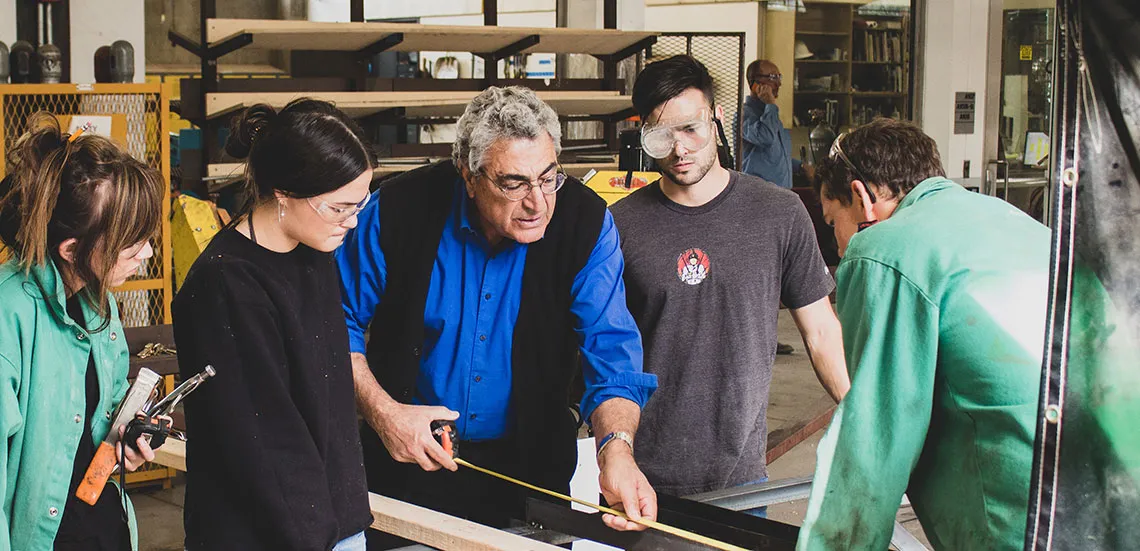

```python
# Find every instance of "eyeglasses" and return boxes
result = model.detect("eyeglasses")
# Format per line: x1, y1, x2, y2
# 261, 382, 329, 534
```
481, 166, 567, 202
640, 109, 715, 159
307, 193, 371, 224
829, 132, 876, 204
753, 73, 782, 84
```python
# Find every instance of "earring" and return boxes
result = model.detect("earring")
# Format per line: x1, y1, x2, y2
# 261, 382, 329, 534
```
277, 201, 285, 223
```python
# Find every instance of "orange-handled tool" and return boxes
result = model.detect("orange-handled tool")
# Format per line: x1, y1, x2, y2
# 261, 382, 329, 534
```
76, 368, 161, 505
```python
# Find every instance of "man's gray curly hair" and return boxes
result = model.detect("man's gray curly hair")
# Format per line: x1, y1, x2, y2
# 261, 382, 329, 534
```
452, 86, 562, 176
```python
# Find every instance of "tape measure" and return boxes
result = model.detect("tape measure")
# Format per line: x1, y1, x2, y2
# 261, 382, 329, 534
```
431, 421, 748, 551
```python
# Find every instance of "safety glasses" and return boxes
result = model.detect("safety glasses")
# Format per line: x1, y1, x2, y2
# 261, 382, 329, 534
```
829, 132, 876, 204
481, 165, 568, 202
640, 109, 715, 159
307, 193, 371, 224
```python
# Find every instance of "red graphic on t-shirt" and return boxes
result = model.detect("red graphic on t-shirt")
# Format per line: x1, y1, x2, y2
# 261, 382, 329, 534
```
676, 248, 710, 285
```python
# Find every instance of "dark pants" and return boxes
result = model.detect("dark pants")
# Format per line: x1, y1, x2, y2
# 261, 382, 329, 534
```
365, 436, 528, 550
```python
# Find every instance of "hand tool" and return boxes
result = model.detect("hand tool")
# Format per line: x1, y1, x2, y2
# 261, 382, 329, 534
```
430, 420, 747, 551
76, 367, 161, 505
124, 365, 215, 453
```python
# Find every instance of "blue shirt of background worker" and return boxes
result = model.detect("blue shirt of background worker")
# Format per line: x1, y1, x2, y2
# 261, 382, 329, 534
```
740, 59, 793, 189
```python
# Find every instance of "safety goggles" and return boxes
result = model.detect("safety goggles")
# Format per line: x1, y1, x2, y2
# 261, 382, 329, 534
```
640, 109, 715, 159
307, 193, 371, 224
829, 132, 876, 204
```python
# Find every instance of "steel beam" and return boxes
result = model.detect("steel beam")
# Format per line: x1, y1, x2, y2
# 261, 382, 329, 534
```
687, 476, 813, 511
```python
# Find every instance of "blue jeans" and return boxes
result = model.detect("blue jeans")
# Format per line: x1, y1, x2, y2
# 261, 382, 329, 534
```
742, 477, 768, 518
332, 531, 366, 551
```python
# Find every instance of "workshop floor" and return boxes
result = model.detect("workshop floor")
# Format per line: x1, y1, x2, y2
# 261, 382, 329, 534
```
132, 310, 931, 550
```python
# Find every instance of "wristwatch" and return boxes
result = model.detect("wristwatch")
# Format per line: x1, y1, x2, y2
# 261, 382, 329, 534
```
596, 431, 634, 457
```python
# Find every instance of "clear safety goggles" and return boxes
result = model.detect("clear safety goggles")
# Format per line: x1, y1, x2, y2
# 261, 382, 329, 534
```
640, 109, 715, 159
307, 193, 371, 224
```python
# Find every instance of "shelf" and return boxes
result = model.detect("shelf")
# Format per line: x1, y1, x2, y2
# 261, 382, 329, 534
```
204, 90, 631, 119
851, 61, 903, 66
851, 91, 907, 97
795, 59, 848, 64
208, 159, 618, 184
795, 31, 851, 37
147, 63, 285, 76
205, 19, 659, 58
794, 91, 850, 96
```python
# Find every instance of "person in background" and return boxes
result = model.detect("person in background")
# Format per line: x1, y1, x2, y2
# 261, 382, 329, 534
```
741, 59, 792, 189
799, 118, 1049, 550
337, 86, 658, 548
740, 59, 801, 355
0, 114, 164, 551
614, 55, 848, 515
173, 99, 374, 551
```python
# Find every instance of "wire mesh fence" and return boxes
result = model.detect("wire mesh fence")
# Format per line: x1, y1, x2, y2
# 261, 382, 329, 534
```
651, 33, 746, 167
0, 84, 171, 327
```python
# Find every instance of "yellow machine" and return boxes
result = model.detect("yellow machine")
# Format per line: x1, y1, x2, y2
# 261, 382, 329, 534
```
581, 170, 661, 205
171, 195, 223, 289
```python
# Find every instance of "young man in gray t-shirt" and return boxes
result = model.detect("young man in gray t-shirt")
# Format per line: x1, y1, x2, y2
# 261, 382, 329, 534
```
611, 55, 850, 499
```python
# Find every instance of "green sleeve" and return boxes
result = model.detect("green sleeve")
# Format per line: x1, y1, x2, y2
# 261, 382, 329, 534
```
0, 353, 20, 551
797, 258, 939, 550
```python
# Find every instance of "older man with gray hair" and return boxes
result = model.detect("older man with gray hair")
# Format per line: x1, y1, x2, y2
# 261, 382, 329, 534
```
336, 86, 658, 546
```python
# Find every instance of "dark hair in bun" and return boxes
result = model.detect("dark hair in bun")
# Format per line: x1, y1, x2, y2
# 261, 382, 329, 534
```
224, 98, 375, 205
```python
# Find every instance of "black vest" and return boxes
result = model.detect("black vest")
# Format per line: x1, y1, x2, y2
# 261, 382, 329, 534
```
363, 161, 607, 493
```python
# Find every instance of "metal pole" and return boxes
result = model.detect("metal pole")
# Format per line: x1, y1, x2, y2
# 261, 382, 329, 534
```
1024, 0, 1079, 548
484, 0, 498, 26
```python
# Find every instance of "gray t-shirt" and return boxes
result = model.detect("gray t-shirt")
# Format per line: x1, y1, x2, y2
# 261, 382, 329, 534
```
611, 171, 834, 496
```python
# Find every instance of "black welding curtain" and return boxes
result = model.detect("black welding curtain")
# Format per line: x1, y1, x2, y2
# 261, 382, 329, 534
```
1034, 0, 1140, 549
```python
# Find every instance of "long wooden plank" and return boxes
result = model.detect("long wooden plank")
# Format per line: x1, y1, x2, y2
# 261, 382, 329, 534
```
148, 441, 563, 551
369, 493, 564, 551
206, 19, 656, 57
205, 91, 630, 119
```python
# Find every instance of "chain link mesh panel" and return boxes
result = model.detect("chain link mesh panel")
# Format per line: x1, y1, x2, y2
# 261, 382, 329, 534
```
0, 85, 170, 327
650, 34, 745, 166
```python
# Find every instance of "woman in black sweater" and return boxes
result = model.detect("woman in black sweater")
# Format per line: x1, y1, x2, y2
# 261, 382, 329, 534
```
173, 99, 375, 551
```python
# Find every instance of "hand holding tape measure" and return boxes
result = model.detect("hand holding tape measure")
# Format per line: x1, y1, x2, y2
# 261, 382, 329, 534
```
430, 420, 748, 551
76, 365, 215, 505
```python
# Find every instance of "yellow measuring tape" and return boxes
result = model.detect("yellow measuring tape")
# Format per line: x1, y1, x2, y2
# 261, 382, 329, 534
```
455, 458, 748, 551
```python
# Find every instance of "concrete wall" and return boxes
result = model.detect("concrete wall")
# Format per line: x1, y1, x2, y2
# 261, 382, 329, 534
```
144, 0, 285, 68
0, 0, 15, 47
71, 0, 146, 83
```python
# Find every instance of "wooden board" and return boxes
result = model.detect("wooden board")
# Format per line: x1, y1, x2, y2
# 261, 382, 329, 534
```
152, 438, 187, 472
148, 442, 562, 550
206, 19, 657, 57
369, 494, 564, 551
147, 63, 285, 76
205, 91, 631, 119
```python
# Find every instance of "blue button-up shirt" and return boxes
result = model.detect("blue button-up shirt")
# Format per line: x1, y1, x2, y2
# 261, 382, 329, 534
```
740, 95, 793, 189
337, 179, 657, 441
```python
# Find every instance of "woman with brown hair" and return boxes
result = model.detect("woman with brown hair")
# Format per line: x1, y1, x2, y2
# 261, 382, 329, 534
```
0, 114, 165, 551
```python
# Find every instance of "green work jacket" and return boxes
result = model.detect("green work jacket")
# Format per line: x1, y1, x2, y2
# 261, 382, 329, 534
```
798, 177, 1050, 550
0, 258, 137, 551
